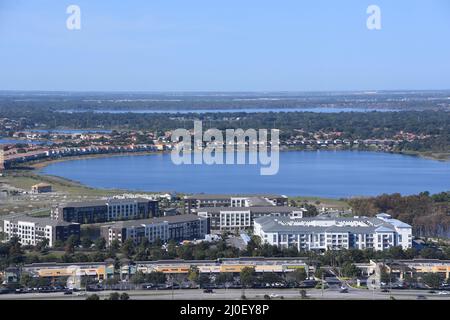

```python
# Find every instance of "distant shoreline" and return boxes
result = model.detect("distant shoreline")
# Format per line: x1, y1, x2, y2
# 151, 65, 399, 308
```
29, 151, 164, 170
26, 148, 450, 172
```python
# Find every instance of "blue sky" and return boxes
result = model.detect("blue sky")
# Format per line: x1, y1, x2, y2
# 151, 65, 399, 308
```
0, 0, 449, 91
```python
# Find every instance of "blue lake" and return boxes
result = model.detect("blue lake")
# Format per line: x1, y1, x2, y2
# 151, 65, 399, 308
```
39, 151, 450, 198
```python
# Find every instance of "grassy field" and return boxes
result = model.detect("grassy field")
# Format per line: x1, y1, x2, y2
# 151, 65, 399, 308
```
399, 150, 450, 161
1, 170, 127, 196
0, 170, 131, 217
1, 167, 350, 217
289, 196, 349, 209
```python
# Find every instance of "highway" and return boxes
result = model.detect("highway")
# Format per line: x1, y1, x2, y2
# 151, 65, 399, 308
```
1, 287, 450, 300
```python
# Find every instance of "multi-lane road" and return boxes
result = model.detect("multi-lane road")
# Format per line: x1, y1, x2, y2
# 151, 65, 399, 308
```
1, 287, 450, 300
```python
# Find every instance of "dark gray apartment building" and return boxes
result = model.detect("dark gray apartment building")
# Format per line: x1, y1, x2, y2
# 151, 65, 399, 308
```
51, 198, 159, 224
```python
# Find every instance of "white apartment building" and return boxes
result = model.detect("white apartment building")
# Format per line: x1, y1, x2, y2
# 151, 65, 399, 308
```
254, 213, 412, 252
1, 215, 80, 247
100, 214, 209, 246
197, 206, 307, 231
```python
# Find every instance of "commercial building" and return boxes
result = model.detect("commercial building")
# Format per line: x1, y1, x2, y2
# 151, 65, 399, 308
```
31, 183, 52, 194
22, 258, 309, 282
1, 214, 80, 247
254, 213, 412, 252
356, 259, 450, 280
100, 214, 210, 246
51, 198, 159, 224
135, 257, 309, 275
400, 259, 450, 279
23, 261, 115, 281
0, 147, 5, 172
196, 206, 307, 231
183, 194, 288, 214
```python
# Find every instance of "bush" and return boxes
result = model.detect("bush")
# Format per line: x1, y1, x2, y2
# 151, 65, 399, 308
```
108, 292, 120, 300
86, 294, 100, 301
120, 292, 130, 300
299, 289, 307, 299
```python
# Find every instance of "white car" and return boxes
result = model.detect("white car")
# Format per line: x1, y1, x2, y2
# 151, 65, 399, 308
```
269, 294, 279, 298
438, 291, 449, 295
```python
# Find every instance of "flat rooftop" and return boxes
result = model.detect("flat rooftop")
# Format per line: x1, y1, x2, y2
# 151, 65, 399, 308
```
1, 215, 77, 227
59, 197, 156, 208
100, 214, 205, 229
254, 215, 411, 234
195, 206, 306, 214
184, 194, 287, 200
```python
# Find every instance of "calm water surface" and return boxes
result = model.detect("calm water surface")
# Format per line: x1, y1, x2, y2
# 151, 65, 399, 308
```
39, 151, 450, 198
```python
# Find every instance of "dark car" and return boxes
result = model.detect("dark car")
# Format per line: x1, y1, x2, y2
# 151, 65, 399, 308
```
416, 295, 427, 300
299, 280, 317, 288
203, 288, 214, 293
64, 290, 73, 295
0, 288, 12, 295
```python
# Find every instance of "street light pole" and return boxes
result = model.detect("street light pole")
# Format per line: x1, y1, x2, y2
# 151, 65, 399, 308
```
321, 269, 324, 298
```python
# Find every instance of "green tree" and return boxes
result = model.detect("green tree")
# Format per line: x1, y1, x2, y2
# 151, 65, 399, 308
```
81, 237, 93, 249
64, 235, 79, 254
215, 272, 234, 285
94, 237, 106, 250
240, 267, 256, 288
108, 292, 120, 300
292, 268, 307, 283
314, 268, 324, 279
260, 272, 282, 284
147, 271, 167, 284
422, 273, 442, 289
120, 292, 130, 300
299, 289, 308, 299
379, 266, 394, 284
36, 238, 49, 253
130, 271, 146, 285
109, 240, 121, 254
121, 239, 136, 258
340, 262, 360, 278
198, 274, 211, 287
53, 240, 64, 249
19, 273, 33, 287
86, 294, 100, 300
188, 267, 199, 283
